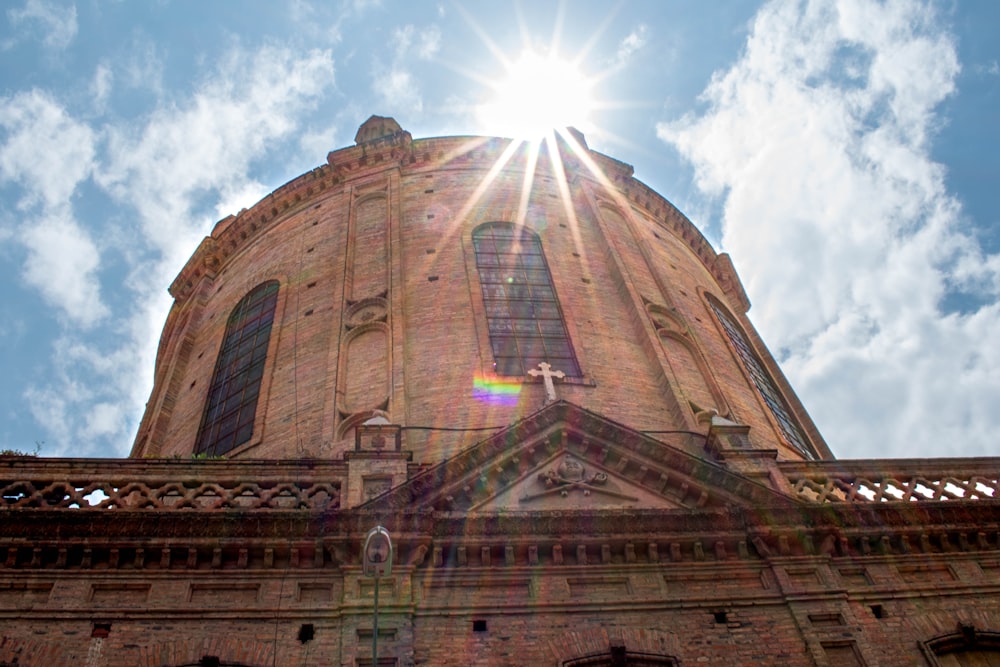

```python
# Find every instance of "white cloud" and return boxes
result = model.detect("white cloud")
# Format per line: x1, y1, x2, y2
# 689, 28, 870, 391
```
21, 213, 108, 328
0, 89, 95, 209
213, 180, 271, 222
82, 401, 125, 440
374, 68, 423, 112
415, 26, 441, 60
7, 0, 77, 50
613, 24, 647, 68
13, 44, 336, 458
371, 24, 440, 113
297, 121, 342, 158
287, 0, 349, 44
99, 44, 335, 256
23, 333, 144, 457
23, 385, 74, 450
658, 0, 999, 459
122, 37, 165, 98
977, 60, 1000, 76
91, 63, 113, 109
0, 90, 107, 327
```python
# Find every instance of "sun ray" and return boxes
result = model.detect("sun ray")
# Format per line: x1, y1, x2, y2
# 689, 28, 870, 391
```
546, 129, 589, 267
516, 138, 541, 229
554, 128, 639, 227
571, 1, 624, 68
453, 3, 518, 72
443, 138, 526, 241
415, 135, 507, 278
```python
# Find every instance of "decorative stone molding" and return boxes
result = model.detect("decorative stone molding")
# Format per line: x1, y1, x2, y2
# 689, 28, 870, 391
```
345, 296, 388, 330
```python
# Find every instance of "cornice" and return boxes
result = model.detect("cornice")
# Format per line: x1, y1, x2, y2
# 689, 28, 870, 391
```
168, 128, 726, 304
2, 503, 999, 573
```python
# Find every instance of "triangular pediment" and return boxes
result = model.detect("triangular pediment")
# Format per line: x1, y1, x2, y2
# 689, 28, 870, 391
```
363, 401, 799, 513
472, 451, 686, 512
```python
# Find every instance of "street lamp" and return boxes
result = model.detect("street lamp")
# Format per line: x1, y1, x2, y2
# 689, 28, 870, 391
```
363, 525, 393, 666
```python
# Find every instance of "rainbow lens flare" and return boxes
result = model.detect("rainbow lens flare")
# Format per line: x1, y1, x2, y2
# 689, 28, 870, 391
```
473, 375, 522, 406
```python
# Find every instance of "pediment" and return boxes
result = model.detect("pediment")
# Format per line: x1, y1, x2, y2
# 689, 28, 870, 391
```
471, 451, 686, 512
363, 401, 798, 513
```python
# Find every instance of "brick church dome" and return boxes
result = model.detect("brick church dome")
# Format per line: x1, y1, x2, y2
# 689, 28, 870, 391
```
131, 117, 830, 463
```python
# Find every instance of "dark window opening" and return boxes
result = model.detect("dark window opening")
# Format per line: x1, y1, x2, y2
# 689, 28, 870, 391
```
474, 222, 581, 377
472, 619, 487, 632
195, 280, 279, 456
298, 623, 315, 643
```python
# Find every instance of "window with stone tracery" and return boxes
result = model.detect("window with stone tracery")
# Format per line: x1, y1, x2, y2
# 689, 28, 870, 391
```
707, 295, 816, 459
194, 280, 279, 456
473, 222, 581, 377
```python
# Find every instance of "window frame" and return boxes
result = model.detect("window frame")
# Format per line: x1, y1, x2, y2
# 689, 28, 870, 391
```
472, 222, 582, 378
194, 280, 280, 457
705, 294, 816, 459
921, 625, 1000, 665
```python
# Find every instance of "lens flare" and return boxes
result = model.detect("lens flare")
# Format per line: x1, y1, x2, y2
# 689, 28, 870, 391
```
473, 375, 522, 406
477, 50, 594, 140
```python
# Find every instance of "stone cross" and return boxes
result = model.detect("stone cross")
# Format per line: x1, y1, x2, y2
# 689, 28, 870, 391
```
528, 362, 565, 403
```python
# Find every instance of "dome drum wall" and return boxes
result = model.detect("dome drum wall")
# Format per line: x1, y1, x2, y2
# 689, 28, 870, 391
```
633, 213, 824, 460
131, 122, 830, 462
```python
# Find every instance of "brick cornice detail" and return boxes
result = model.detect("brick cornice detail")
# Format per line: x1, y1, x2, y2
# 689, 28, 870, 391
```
168, 132, 725, 303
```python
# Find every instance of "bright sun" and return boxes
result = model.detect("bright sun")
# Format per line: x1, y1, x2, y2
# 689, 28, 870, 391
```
478, 51, 594, 140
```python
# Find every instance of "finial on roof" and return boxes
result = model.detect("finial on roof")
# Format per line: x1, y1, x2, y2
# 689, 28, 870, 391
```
355, 115, 404, 145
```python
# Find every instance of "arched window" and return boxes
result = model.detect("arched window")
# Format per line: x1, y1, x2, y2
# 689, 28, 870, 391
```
923, 625, 1000, 666
195, 280, 279, 456
473, 222, 581, 377
707, 295, 815, 459
564, 648, 677, 666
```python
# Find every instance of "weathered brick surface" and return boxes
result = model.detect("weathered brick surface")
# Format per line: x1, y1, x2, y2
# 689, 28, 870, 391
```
132, 122, 831, 463
6, 119, 993, 666
5, 544, 1000, 666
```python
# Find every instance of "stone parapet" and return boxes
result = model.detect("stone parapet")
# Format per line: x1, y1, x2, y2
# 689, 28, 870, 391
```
779, 457, 1000, 503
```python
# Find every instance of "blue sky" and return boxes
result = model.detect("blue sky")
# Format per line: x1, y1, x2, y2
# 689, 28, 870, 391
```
1, 0, 998, 460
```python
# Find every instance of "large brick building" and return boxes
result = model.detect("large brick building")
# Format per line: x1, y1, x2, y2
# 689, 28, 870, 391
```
2, 116, 999, 666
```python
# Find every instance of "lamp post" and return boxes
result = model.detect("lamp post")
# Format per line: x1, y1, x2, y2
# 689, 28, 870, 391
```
363, 525, 393, 666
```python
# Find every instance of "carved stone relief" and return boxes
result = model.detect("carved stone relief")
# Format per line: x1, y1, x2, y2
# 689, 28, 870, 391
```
520, 457, 637, 503
345, 297, 388, 330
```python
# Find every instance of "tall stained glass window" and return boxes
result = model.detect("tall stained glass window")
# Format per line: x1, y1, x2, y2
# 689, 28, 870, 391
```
195, 280, 279, 456
708, 296, 815, 459
473, 222, 581, 377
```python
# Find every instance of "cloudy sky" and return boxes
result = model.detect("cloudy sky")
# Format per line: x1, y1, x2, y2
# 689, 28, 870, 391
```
1, 0, 997, 460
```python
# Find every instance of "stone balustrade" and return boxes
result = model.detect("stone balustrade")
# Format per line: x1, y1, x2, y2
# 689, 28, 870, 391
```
778, 458, 1000, 503
0, 458, 343, 511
